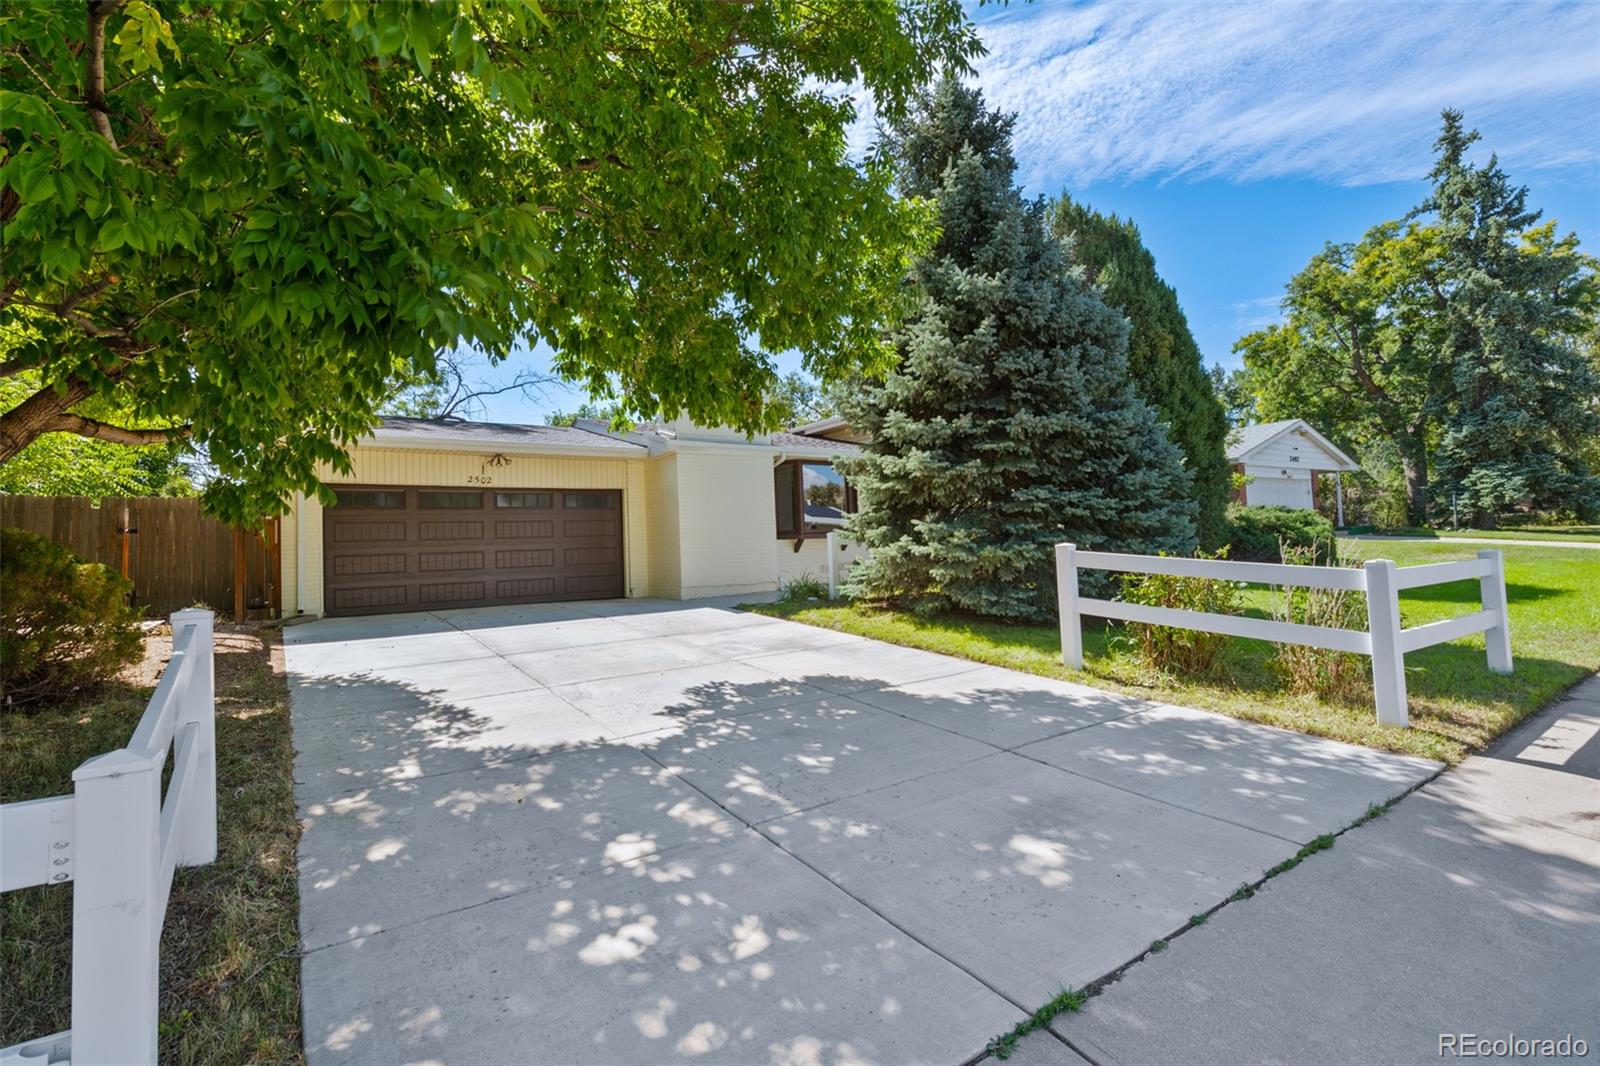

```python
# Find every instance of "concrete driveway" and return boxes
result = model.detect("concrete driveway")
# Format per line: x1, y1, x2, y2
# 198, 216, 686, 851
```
286, 599, 1439, 1065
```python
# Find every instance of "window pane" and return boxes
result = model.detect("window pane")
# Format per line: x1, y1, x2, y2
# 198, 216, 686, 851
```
418, 491, 482, 509
333, 490, 405, 509
774, 463, 797, 535
495, 492, 552, 509
563, 493, 615, 509
801, 463, 848, 527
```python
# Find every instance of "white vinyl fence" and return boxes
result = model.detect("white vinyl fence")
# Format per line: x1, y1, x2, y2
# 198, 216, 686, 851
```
1055, 545, 1512, 727
824, 530, 870, 599
1, 610, 217, 1066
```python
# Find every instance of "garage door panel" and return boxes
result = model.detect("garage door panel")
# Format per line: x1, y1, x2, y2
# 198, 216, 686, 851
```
495, 520, 555, 539
418, 551, 485, 572
324, 486, 622, 616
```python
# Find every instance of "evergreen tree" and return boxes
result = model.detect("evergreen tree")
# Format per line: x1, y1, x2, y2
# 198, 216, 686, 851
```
1422, 111, 1600, 527
1050, 200, 1232, 547
839, 80, 1196, 622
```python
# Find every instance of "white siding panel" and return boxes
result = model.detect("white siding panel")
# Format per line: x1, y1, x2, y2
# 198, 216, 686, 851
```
1246, 428, 1343, 471
673, 450, 779, 598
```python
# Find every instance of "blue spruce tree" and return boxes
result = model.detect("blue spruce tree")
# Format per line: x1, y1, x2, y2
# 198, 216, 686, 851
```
838, 80, 1196, 622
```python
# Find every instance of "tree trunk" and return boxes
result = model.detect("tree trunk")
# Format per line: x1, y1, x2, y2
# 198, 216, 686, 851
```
1398, 433, 1430, 527
0, 379, 93, 463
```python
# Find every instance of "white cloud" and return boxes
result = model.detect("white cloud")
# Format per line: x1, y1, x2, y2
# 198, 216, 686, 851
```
853, 1, 1600, 188
1230, 295, 1283, 334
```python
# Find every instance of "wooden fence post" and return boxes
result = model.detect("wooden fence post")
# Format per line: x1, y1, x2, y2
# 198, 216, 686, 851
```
1364, 559, 1408, 727
171, 609, 217, 865
1056, 543, 1083, 670
1478, 549, 1513, 675
71, 749, 162, 1066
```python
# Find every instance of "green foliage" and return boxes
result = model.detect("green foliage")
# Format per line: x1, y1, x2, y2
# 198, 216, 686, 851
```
1422, 112, 1600, 527
1224, 504, 1336, 563
1208, 362, 1258, 427
1236, 111, 1600, 528
1051, 198, 1232, 547
1119, 549, 1239, 676
0, 372, 192, 497
771, 372, 845, 427
1, 1, 980, 521
1272, 542, 1369, 700
779, 572, 829, 602
546, 401, 628, 429
1, 528, 142, 707
840, 80, 1196, 623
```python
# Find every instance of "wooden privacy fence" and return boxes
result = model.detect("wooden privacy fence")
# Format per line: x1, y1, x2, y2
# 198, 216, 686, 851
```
0, 611, 217, 1066
1055, 544, 1513, 727
0, 496, 279, 619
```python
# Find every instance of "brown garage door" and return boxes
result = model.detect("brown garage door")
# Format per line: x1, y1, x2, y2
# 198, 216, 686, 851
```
323, 486, 623, 616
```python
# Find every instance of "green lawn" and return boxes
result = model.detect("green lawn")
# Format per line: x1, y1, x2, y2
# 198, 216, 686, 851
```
0, 626, 303, 1064
747, 540, 1599, 764
1371, 525, 1600, 543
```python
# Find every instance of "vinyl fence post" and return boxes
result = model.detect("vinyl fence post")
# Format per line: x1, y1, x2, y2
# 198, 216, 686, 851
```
1477, 550, 1513, 675
1363, 559, 1409, 727
826, 531, 839, 599
71, 749, 162, 1066
172, 608, 217, 865
1056, 543, 1083, 670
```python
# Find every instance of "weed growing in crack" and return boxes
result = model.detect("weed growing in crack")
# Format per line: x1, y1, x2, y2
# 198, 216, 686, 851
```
986, 986, 1087, 1060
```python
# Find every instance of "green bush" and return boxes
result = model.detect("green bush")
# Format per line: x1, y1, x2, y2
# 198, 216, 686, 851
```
1118, 549, 1240, 676
1, 528, 142, 708
1225, 504, 1336, 563
1272, 541, 1370, 701
779, 572, 829, 603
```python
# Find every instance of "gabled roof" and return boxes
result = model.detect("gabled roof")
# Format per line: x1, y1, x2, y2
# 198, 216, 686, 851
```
1226, 418, 1359, 471
370, 417, 645, 454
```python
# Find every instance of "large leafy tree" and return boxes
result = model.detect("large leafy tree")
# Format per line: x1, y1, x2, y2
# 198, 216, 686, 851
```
1, 0, 978, 520
1422, 112, 1600, 527
1050, 199, 1231, 547
1237, 112, 1599, 527
1235, 221, 1446, 525
839, 80, 1195, 622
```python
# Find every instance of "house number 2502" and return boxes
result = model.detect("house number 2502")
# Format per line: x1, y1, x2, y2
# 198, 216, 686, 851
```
466, 475, 493, 485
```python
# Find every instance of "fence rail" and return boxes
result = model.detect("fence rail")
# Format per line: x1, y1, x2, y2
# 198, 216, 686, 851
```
0, 610, 217, 1066
1056, 544, 1512, 727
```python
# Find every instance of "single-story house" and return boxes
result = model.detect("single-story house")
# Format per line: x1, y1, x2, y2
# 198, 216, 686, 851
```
279, 415, 867, 617
1227, 418, 1359, 522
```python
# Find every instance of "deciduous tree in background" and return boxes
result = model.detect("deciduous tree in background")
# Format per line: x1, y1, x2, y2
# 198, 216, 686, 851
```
1051, 199, 1232, 548
840, 80, 1196, 623
1236, 111, 1599, 528
1, 0, 979, 520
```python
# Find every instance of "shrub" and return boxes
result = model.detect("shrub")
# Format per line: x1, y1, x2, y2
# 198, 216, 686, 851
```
1225, 504, 1336, 563
1118, 549, 1239, 676
1, 528, 142, 708
779, 572, 829, 603
1272, 541, 1369, 701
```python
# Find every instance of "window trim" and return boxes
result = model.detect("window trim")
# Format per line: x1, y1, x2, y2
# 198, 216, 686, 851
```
774, 459, 854, 541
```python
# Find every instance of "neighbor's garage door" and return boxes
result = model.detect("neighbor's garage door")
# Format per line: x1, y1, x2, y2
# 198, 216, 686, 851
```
323, 486, 623, 616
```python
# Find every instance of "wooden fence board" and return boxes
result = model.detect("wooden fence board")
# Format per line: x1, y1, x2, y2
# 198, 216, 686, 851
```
0, 497, 275, 618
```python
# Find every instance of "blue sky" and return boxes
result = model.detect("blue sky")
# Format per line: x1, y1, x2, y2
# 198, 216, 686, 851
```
461, 0, 1600, 424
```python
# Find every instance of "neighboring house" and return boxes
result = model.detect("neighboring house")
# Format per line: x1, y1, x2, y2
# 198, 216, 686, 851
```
1227, 418, 1360, 522
278, 416, 866, 617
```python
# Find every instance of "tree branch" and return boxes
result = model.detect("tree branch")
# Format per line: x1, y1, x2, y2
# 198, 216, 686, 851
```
54, 412, 190, 446
85, 0, 123, 150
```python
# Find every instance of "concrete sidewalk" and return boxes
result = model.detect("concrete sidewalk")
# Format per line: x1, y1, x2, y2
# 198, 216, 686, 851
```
1013, 676, 1600, 1065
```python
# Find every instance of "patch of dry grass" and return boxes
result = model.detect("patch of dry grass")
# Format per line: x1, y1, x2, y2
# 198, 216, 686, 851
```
0, 624, 302, 1064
